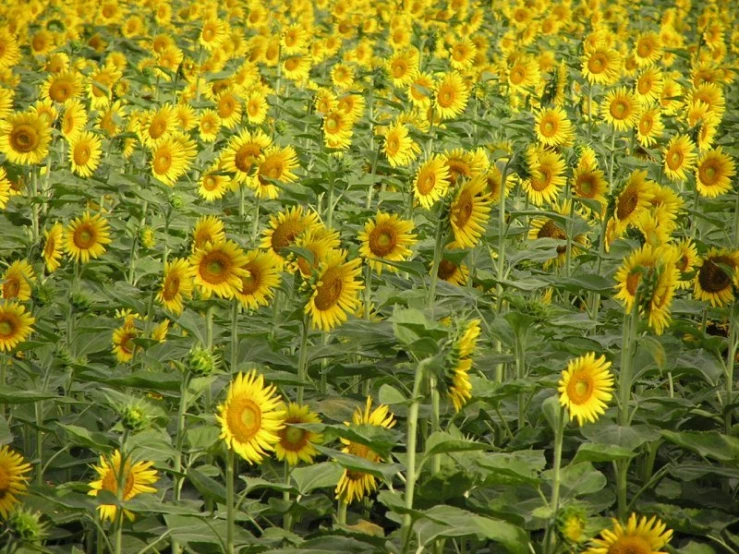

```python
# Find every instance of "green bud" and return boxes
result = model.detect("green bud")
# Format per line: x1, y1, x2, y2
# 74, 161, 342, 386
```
8, 506, 46, 543
120, 403, 149, 433
188, 346, 219, 376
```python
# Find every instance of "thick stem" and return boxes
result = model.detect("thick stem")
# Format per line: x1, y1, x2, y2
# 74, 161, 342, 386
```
230, 301, 239, 374
251, 193, 260, 244
337, 500, 347, 526
35, 400, 43, 486
616, 306, 638, 519
296, 319, 309, 405
426, 218, 445, 310
402, 360, 428, 550
429, 375, 441, 474
226, 448, 235, 554
514, 332, 526, 430
283, 462, 293, 531
543, 405, 566, 554
326, 175, 335, 230
171, 372, 189, 554
725, 305, 737, 435
495, 162, 511, 382
113, 431, 129, 554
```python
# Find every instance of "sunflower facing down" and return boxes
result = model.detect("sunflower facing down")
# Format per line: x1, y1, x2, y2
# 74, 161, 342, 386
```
445, 319, 481, 412
261, 206, 321, 263
65, 212, 112, 263
43, 222, 64, 273
694, 248, 739, 307
558, 353, 614, 426
190, 241, 249, 300
0, 111, 52, 165
275, 403, 323, 466
305, 250, 363, 331
584, 513, 672, 554
88, 450, 159, 522
336, 397, 396, 504
0, 445, 32, 518
217, 370, 286, 464
157, 258, 195, 315
358, 212, 417, 274
234, 250, 281, 310
450, 176, 492, 248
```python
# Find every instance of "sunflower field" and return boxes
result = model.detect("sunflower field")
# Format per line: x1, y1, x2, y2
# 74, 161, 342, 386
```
0, 0, 738, 552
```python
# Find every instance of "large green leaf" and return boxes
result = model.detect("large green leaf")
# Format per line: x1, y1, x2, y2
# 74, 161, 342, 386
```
661, 430, 739, 463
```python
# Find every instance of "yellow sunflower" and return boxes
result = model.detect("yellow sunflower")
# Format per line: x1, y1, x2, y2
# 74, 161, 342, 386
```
0, 111, 52, 165
508, 56, 542, 92
0, 445, 32, 518
572, 147, 608, 214
558, 353, 614, 426
198, 168, 231, 202
584, 513, 672, 554
636, 107, 664, 148
614, 244, 659, 313
634, 67, 664, 106
140, 104, 177, 147
695, 148, 736, 198
446, 319, 481, 412
217, 370, 286, 464
529, 203, 586, 269
434, 71, 469, 120
261, 207, 321, 263
613, 170, 656, 233
382, 122, 420, 168
253, 145, 300, 200
61, 99, 88, 140
534, 106, 574, 147
694, 248, 739, 307
217, 90, 243, 129
42, 71, 83, 104
438, 257, 469, 286
602, 87, 640, 131
0, 302, 34, 352
69, 131, 103, 178
634, 31, 663, 67
0, 30, 21, 71
414, 155, 451, 209
197, 109, 221, 143
386, 49, 419, 87
358, 212, 417, 274
245, 91, 269, 125
88, 450, 158, 522
305, 250, 363, 331
2, 260, 35, 301
291, 226, 341, 278
43, 222, 64, 273
673, 239, 699, 289
408, 71, 435, 108
221, 129, 273, 185
234, 250, 281, 310
663, 134, 697, 182
192, 215, 226, 251
523, 146, 566, 206
323, 109, 354, 150
65, 212, 112, 263
150, 134, 197, 187
112, 321, 137, 363
275, 403, 323, 466
190, 241, 249, 300
581, 45, 622, 85
157, 258, 195, 316
335, 397, 396, 504
450, 176, 492, 248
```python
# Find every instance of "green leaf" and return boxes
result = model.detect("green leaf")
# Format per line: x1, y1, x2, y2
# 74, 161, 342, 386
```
57, 424, 111, 449
320, 423, 402, 459
571, 443, 637, 465
0, 387, 60, 403
556, 462, 607, 498
638, 336, 666, 369
291, 462, 343, 495
423, 431, 489, 456
581, 423, 660, 450
474, 451, 545, 486
187, 467, 227, 504
378, 384, 406, 405
556, 274, 614, 294
315, 446, 403, 481
661, 430, 739, 463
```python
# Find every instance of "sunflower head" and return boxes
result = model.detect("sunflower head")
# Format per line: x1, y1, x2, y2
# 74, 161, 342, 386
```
275, 403, 324, 466
0, 445, 33, 519
558, 353, 614, 426
585, 513, 672, 554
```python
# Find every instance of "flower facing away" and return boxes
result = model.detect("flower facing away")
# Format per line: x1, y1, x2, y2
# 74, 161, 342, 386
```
43, 222, 64, 273
450, 176, 492, 248
558, 353, 614, 426
584, 513, 672, 554
88, 450, 158, 522
0, 445, 33, 518
445, 319, 481, 412
217, 370, 286, 464
275, 403, 323, 466
335, 397, 396, 504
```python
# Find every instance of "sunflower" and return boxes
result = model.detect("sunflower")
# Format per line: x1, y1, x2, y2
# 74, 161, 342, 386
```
245, 91, 268, 125
484, 165, 513, 204
694, 248, 739, 307
0, 89, 13, 121
450, 176, 492, 248
112, 320, 137, 363
253, 145, 300, 200
523, 146, 567, 206
636, 107, 664, 148
358, 212, 417, 274
336, 94, 366, 121
282, 54, 312, 83
190, 240, 249, 300
687, 83, 725, 119
217, 91, 242, 129
197, 109, 221, 143
221, 129, 272, 184
585, 513, 672, 554
695, 148, 736, 198
199, 18, 228, 51
634, 31, 663, 67
434, 72, 469, 120
198, 169, 231, 202
0, 30, 21, 71
449, 37, 477, 70
572, 147, 608, 214
150, 134, 197, 187
61, 99, 88, 140
0, 302, 35, 352
335, 397, 395, 504
42, 223, 64, 273
558, 353, 614, 426
192, 215, 226, 251
508, 56, 542, 91
663, 134, 697, 181
414, 155, 451, 209
0, 111, 52, 165
140, 105, 177, 147
217, 370, 285, 464
0, 169, 9, 210
438, 255, 469, 286
528, 206, 579, 269
41, 71, 83, 104
614, 170, 656, 233
582, 45, 622, 85
235, 250, 281, 310
323, 109, 354, 150
446, 320, 481, 412
602, 87, 639, 131
443, 148, 488, 186
88, 450, 158, 522
534, 106, 574, 147
408, 71, 435, 108
305, 250, 363, 331
275, 403, 323, 466
634, 67, 664, 105
65, 212, 112, 263
674, 239, 699, 289
260, 206, 321, 262
2, 260, 35, 301
382, 122, 420, 168
387, 49, 419, 87
68, 131, 102, 178
0, 445, 32, 518
157, 258, 195, 315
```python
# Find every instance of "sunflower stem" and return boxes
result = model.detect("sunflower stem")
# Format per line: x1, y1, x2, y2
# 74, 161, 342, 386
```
297, 318, 309, 405
35, 400, 43, 486
514, 330, 526, 430
543, 404, 566, 554
725, 304, 737, 435
283, 461, 293, 531
616, 304, 638, 520
251, 193, 260, 244
230, 301, 239, 374
171, 370, 190, 554
402, 358, 429, 551
326, 174, 335, 230
495, 160, 511, 382
113, 431, 129, 554
429, 374, 441, 474
426, 215, 445, 310
337, 500, 347, 526
226, 448, 235, 554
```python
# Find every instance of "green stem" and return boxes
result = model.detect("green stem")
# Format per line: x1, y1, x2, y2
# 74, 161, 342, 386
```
230, 301, 239, 374
514, 331, 526, 430
297, 319, 309, 405
616, 305, 638, 520
725, 305, 737, 435
113, 431, 129, 554
128, 201, 148, 286
35, 400, 43, 486
402, 359, 428, 550
429, 375, 441, 474
543, 405, 566, 554
326, 175, 335, 230
426, 217, 445, 310
283, 461, 293, 531
495, 161, 511, 382
337, 500, 347, 526
171, 371, 189, 554
251, 193, 260, 244
226, 448, 235, 554
363, 263, 372, 320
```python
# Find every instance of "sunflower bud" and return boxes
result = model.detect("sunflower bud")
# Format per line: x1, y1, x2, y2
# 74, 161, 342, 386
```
170, 194, 184, 209
56, 344, 75, 368
120, 403, 149, 433
188, 346, 218, 376
71, 290, 93, 310
140, 226, 156, 249
7, 507, 46, 543
33, 281, 56, 306
557, 506, 587, 544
